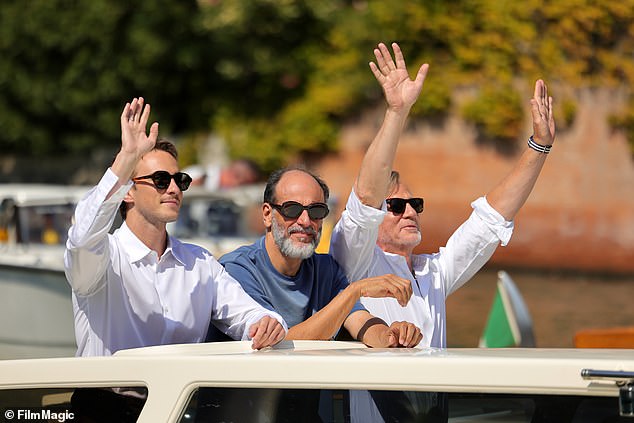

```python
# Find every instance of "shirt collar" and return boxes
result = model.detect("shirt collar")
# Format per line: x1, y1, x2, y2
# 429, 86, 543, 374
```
166, 234, 187, 265
117, 222, 183, 264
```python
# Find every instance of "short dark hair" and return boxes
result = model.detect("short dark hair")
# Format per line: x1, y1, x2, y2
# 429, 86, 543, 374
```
263, 166, 329, 205
119, 138, 179, 220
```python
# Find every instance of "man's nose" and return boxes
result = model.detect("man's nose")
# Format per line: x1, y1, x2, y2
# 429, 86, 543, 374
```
167, 177, 181, 193
403, 202, 417, 217
296, 209, 312, 226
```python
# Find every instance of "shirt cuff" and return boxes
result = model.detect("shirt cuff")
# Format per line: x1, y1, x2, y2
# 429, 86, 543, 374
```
346, 189, 386, 228
471, 196, 514, 246
102, 168, 133, 203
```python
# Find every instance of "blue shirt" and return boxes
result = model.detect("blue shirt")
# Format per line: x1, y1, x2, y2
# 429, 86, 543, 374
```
219, 237, 365, 329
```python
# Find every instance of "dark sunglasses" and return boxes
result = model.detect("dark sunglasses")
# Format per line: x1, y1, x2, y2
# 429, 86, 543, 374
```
270, 201, 329, 220
386, 197, 424, 214
132, 171, 192, 191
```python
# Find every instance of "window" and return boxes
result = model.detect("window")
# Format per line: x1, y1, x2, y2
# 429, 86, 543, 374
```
16, 204, 75, 245
178, 388, 625, 423
0, 386, 147, 423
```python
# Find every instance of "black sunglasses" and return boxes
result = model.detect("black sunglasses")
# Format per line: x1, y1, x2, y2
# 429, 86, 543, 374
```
386, 197, 424, 214
270, 201, 329, 220
132, 171, 192, 191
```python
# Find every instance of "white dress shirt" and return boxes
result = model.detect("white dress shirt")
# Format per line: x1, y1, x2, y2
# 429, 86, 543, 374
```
330, 190, 513, 349
64, 168, 286, 357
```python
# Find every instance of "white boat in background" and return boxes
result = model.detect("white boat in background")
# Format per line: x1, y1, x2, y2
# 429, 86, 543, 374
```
167, 184, 263, 255
0, 184, 90, 359
0, 183, 261, 360
0, 184, 92, 268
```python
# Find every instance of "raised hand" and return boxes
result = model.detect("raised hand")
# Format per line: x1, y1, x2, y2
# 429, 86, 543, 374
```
248, 315, 286, 350
352, 274, 413, 307
369, 42, 429, 113
120, 97, 159, 159
530, 79, 556, 146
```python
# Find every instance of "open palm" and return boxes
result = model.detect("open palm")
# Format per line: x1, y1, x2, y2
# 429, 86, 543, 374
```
120, 97, 159, 158
370, 42, 429, 112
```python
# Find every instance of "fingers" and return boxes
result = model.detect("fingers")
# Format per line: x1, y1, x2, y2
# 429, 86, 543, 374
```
140, 101, 151, 126
533, 80, 549, 116
250, 317, 286, 350
541, 81, 556, 138
121, 97, 147, 123
148, 122, 160, 145
389, 321, 422, 347
530, 79, 556, 144
390, 275, 412, 306
376, 42, 395, 72
392, 42, 406, 70
129, 98, 142, 122
369, 42, 399, 82
533, 79, 543, 101
414, 63, 430, 87
358, 274, 413, 306
121, 102, 131, 125
369, 61, 384, 83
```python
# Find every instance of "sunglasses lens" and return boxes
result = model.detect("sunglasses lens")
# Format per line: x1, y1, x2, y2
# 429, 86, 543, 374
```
152, 171, 171, 189
175, 173, 192, 191
411, 198, 424, 213
387, 198, 406, 214
308, 205, 329, 219
387, 198, 424, 214
274, 202, 329, 219
280, 203, 304, 219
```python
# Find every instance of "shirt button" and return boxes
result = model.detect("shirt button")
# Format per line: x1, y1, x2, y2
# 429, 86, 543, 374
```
163, 306, 169, 313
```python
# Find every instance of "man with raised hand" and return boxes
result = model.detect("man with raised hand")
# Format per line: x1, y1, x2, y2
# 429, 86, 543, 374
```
65, 97, 287, 358
215, 41, 425, 348
331, 41, 555, 421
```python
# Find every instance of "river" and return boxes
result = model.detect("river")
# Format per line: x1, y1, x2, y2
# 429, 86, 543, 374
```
446, 267, 634, 347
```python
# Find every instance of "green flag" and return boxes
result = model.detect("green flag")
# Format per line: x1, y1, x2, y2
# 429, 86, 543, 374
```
479, 271, 535, 348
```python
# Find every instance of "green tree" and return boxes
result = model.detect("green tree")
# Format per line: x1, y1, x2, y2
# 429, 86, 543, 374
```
1, 0, 633, 177
0, 0, 219, 155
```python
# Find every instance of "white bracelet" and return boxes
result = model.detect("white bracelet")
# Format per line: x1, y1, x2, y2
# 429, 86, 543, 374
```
528, 135, 552, 154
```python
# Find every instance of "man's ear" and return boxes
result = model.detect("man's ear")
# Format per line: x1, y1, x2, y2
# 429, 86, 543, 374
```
262, 203, 273, 229
123, 189, 135, 208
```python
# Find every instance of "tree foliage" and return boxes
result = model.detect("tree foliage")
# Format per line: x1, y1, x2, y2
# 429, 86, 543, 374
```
1, 0, 633, 174
0, 0, 219, 155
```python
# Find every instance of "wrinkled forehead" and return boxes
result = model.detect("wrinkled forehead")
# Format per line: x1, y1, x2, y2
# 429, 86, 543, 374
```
387, 182, 414, 199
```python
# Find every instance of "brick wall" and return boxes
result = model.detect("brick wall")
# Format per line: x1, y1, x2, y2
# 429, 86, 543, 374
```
316, 89, 634, 274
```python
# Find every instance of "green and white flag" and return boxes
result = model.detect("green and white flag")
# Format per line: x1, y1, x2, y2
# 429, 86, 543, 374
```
479, 271, 535, 348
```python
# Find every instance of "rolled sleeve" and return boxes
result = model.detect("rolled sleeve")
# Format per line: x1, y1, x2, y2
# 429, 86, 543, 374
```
330, 190, 385, 282
344, 189, 387, 229
471, 196, 514, 246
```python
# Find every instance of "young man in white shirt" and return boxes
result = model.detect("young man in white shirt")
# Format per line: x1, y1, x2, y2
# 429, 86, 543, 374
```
330, 42, 555, 422
64, 97, 287, 358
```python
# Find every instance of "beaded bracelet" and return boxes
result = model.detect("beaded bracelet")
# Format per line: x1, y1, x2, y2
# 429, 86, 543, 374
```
528, 135, 552, 154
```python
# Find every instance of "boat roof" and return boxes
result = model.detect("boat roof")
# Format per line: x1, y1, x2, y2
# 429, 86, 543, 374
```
0, 184, 90, 207
1, 341, 632, 393
2, 341, 632, 422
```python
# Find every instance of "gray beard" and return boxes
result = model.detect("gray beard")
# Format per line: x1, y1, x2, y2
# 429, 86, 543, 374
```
271, 217, 321, 260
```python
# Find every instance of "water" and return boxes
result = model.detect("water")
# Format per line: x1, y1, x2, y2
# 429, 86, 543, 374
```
446, 267, 634, 347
